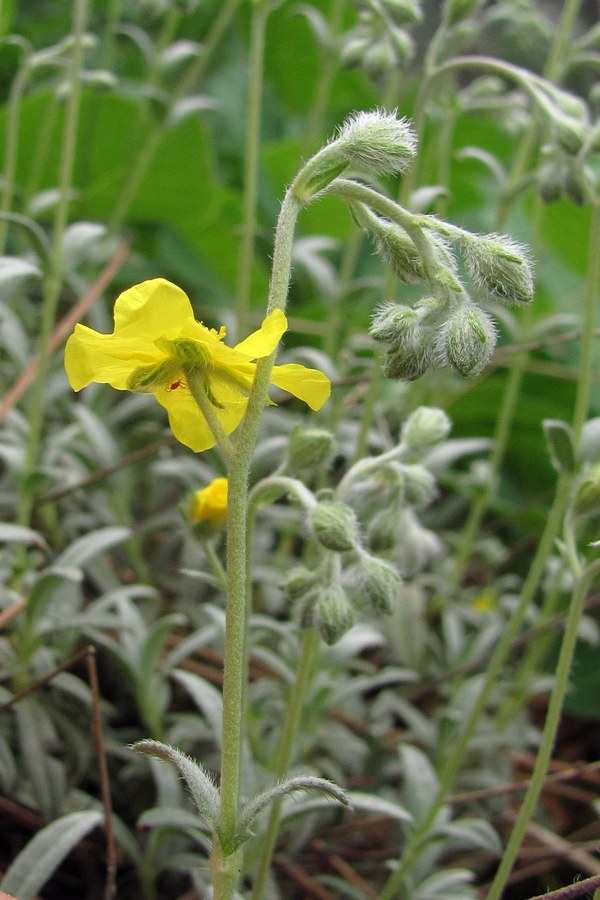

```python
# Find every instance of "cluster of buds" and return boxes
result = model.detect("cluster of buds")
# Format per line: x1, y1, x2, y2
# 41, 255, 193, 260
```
363, 208, 534, 381
340, 0, 422, 80
279, 407, 450, 644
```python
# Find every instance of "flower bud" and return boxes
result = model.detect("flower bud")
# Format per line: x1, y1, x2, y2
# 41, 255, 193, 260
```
464, 234, 534, 307
574, 464, 600, 515
355, 552, 401, 614
285, 426, 333, 475
384, 0, 422, 26
400, 463, 438, 506
282, 565, 319, 600
314, 585, 355, 644
363, 39, 398, 80
370, 302, 420, 348
438, 304, 497, 377
335, 110, 417, 177
186, 477, 228, 535
383, 338, 432, 381
396, 508, 443, 576
309, 502, 360, 552
368, 507, 400, 552
443, 0, 483, 25
401, 406, 451, 451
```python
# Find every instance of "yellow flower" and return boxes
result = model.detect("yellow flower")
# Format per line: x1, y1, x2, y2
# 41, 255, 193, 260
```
65, 278, 331, 452
188, 477, 228, 526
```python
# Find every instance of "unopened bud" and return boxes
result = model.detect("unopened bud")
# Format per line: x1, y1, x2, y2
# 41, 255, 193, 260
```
363, 39, 397, 80
438, 304, 497, 377
443, 0, 483, 25
282, 565, 319, 600
314, 585, 355, 644
310, 502, 359, 552
401, 406, 451, 451
335, 110, 417, 177
383, 338, 432, 381
574, 464, 600, 515
355, 552, 401, 614
286, 426, 334, 474
464, 233, 534, 306
400, 463, 438, 506
384, 0, 422, 26
370, 302, 420, 348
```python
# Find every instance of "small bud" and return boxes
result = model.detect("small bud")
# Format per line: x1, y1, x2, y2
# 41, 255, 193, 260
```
396, 508, 443, 576
363, 39, 398, 80
438, 304, 496, 377
282, 565, 319, 600
186, 477, 228, 536
314, 585, 355, 644
354, 552, 401, 614
368, 508, 400, 552
443, 0, 483, 26
383, 338, 432, 381
384, 0, 422, 26
574, 463, 600, 515
400, 463, 438, 506
335, 110, 417, 177
401, 406, 451, 451
370, 302, 420, 347
309, 502, 360, 552
464, 234, 534, 306
285, 426, 333, 474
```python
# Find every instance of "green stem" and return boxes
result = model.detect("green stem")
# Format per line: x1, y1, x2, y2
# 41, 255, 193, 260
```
235, 0, 270, 337
380, 470, 574, 900
18, 0, 88, 528
186, 372, 235, 463
211, 187, 301, 896
486, 559, 600, 900
250, 628, 321, 899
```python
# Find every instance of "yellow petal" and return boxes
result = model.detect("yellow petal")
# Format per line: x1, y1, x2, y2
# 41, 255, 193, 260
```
113, 278, 196, 339
270, 363, 331, 411
64, 324, 163, 391
233, 309, 287, 359
154, 383, 247, 452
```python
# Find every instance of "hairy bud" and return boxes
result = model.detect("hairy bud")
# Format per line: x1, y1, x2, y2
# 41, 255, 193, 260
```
438, 303, 497, 377
464, 234, 534, 307
383, 338, 433, 381
401, 406, 451, 451
310, 502, 360, 552
335, 110, 417, 176
354, 552, 401, 614
370, 302, 421, 349
286, 426, 333, 475
314, 585, 355, 644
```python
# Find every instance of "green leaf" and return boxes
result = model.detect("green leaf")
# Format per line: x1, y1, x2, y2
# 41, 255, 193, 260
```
0, 523, 46, 547
2, 810, 103, 900
543, 418, 576, 474
53, 526, 130, 568
132, 740, 220, 831
237, 774, 350, 845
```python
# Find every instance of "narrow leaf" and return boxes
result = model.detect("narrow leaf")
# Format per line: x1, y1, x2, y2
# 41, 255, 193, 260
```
543, 418, 576, 473
238, 775, 349, 842
2, 810, 103, 900
132, 740, 220, 831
